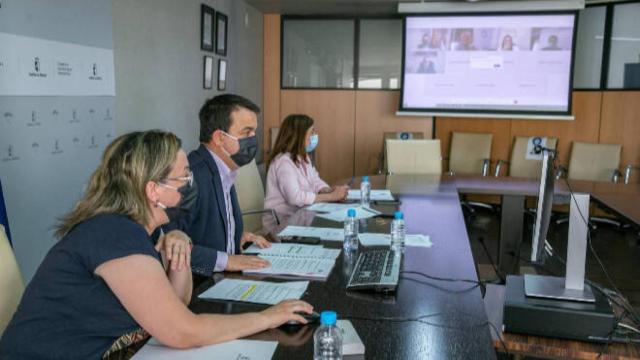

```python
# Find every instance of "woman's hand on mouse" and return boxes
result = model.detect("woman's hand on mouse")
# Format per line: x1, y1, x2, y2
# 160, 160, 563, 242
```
260, 300, 314, 329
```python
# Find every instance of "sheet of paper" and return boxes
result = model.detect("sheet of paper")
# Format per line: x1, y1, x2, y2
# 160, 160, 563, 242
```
358, 233, 433, 248
347, 189, 395, 201
198, 278, 309, 305
316, 206, 381, 222
277, 225, 344, 241
306, 203, 354, 213
244, 255, 336, 279
338, 320, 365, 355
132, 339, 277, 360
245, 243, 340, 260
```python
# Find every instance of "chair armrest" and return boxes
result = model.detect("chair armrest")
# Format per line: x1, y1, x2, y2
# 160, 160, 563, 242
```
555, 165, 567, 180
242, 208, 280, 226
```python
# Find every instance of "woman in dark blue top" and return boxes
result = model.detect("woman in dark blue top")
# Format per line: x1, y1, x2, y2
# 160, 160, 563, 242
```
0, 130, 313, 359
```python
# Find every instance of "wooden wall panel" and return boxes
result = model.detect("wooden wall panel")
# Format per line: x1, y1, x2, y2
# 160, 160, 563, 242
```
280, 90, 356, 184
262, 14, 281, 156
509, 91, 602, 167
599, 91, 640, 183
354, 91, 433, 176
435, 117, 512, 173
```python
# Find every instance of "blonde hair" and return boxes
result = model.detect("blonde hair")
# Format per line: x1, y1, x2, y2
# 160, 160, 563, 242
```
55, 130, 182, 238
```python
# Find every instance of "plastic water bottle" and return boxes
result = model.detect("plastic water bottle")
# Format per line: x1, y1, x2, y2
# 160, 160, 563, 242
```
390, 211, 405, 253
360, 176, 371, 207
343, 208, 359, 252
314, 311, 343, 360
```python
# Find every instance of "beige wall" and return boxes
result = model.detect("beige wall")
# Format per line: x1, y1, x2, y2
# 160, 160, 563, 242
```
263, 14, 433, 184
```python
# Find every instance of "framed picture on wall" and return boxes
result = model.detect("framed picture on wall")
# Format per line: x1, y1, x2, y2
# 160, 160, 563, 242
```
218, 59, 227, 90
203, 56, 214, 89
200, 4, 215, 52
215, 12, 228, 56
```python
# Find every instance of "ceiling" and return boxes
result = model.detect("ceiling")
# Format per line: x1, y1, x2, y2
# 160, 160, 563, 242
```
243, 0, 608, 15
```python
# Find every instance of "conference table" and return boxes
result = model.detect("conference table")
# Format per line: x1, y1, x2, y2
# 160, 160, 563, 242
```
115, 174, 640, 359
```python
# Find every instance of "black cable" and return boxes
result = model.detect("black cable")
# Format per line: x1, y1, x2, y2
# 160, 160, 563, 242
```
400, 275, 482, 293
561, 177, 640, 327
476, 236, 505, 283
400, 270, 484, 286
343, 312, 510, 356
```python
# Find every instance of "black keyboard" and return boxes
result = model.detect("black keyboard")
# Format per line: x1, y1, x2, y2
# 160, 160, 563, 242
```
347, 249, 400, 292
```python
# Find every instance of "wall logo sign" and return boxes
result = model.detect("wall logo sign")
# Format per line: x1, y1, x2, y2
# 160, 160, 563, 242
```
27, 110, 42, 127
89, 62, 102, 81
2, 145, 20, 162
104, 108, 112, 121
1, 32, 115, 96
28, 56, 47, 78
52, 139, 63, 155
70, 109, 80, 123
3, 111, 13, 124
89, 135, 98, 149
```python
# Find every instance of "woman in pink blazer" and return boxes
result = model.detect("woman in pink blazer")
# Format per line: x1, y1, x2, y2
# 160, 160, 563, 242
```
264, 114, 348, 219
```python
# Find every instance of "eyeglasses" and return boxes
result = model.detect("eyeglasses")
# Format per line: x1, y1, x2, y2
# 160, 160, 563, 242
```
163, 170, 193, 188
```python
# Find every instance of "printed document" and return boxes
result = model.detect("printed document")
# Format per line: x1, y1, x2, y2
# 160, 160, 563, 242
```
278, 225, 344, 241
347, 189, 395, 201
198, 278, 309, 305
316, 206, 381, 222
358, 233, 432, 248
306, 203, 354, 213
245, 243, 340, 259
244, 255, 337, 279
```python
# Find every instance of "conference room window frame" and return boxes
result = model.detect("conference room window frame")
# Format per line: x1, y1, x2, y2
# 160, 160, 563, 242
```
280, 15, 403, 91
574, 0, 640, 91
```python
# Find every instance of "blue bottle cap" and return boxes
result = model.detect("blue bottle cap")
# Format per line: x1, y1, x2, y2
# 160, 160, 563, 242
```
320, 311, 337, 326
362, 176, 369, 182
347, 208, 356, 217
394, 211, 403, 220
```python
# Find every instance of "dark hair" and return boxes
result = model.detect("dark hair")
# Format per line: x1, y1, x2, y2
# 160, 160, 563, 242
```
198, 94, 261, 143
267, 114, 314, 169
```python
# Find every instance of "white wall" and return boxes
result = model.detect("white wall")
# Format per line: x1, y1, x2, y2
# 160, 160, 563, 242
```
0, 0, 116, 281
112, 0, 264, 155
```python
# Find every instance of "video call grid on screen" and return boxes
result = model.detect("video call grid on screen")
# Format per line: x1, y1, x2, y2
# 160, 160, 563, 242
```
400, 13, 577, 115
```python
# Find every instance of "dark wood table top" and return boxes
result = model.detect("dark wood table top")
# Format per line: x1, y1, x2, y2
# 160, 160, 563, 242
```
352, 174, 640, 227
114, 173, 638, 359
189, 187, 497, 359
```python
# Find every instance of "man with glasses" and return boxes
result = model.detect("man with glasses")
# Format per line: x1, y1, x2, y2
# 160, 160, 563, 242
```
165, 94, 271, 276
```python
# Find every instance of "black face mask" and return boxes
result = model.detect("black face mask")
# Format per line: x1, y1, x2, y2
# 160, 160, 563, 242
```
160, 180, 198, 223
228, 135, 258, 167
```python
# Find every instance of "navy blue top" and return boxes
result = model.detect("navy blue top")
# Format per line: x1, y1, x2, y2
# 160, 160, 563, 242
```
0, 214, 161, 359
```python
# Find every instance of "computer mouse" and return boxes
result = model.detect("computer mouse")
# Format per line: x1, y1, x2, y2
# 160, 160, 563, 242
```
284, 311, 320, 326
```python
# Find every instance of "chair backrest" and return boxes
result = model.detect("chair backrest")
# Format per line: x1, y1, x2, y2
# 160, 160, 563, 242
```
234, 159, 266, 233
385, 139, 442, 175
568, 142, 622, 182
449, 132, 492, 174
378, 132, 425, 174
270, 127, 280, 152
509, 136, 558, 178
0, 224, 24, 336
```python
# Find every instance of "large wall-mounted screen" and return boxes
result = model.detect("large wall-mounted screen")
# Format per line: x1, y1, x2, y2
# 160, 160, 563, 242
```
401, 13, 577, 116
